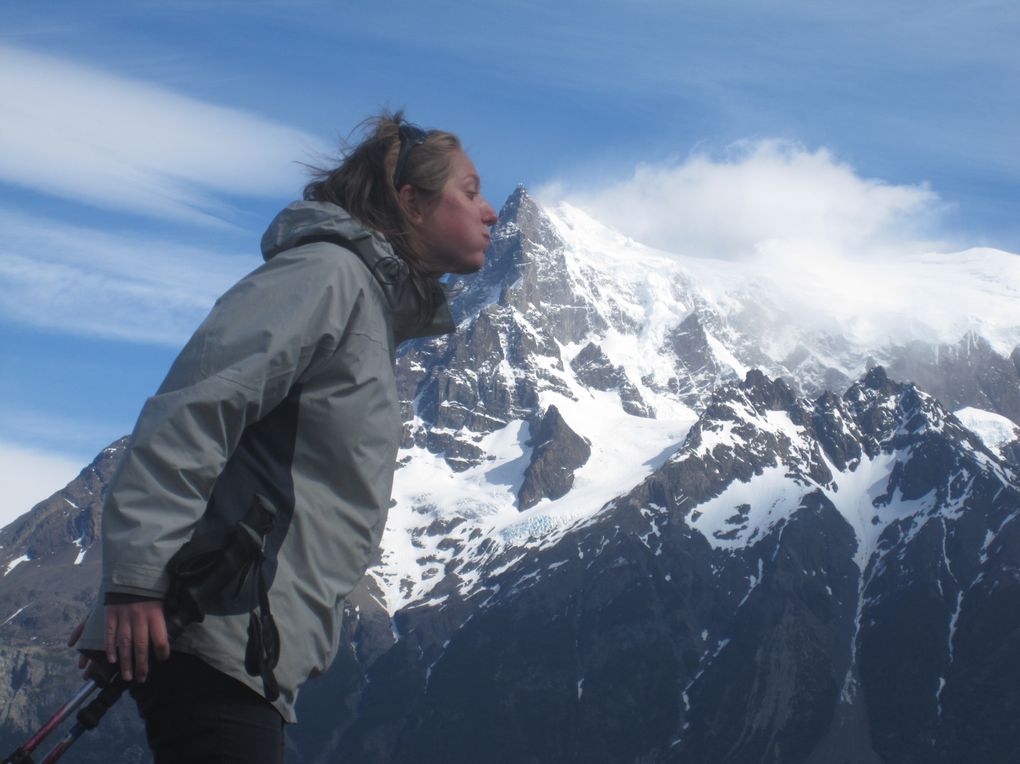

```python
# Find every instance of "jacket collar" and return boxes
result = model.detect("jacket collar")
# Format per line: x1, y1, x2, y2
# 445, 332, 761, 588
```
333, 231, 456, 344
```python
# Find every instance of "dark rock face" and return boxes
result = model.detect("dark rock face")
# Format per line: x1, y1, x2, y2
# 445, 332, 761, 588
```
570, 342, 653, 418
1003, 439, 1020, 467
886, 333, 1020, 425
570, 342, 618, 390
645, 312, 738, 410
517, 405, 592, 510
676, 494, 861, 764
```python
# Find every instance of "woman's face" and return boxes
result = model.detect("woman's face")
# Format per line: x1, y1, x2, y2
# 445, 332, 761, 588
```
416, 150, 498, 275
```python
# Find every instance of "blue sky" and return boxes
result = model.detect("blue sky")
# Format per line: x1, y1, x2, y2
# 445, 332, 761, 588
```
1, 0, 1018, 521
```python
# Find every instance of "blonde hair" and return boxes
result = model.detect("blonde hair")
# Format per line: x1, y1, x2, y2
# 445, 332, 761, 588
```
304, 110, 462, 295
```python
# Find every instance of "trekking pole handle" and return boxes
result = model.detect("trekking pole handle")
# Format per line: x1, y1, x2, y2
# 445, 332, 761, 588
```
37, 679, 129, 764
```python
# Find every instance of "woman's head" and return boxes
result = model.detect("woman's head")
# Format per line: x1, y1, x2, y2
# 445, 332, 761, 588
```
304, 111, 497, 279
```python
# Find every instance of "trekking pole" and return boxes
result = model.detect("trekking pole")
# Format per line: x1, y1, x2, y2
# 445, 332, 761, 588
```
2, 678, 103, 764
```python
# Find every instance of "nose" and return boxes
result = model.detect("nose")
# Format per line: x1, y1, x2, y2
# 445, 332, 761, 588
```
481, 199, 498, 226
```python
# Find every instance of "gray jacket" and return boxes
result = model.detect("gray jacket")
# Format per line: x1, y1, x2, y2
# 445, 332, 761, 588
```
79, 201, 454, 721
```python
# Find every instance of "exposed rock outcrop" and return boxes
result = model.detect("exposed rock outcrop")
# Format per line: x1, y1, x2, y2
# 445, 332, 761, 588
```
517, 405, 592, 510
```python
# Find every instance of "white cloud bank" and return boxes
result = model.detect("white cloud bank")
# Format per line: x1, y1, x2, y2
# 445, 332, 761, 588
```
0, 44, 326, 224
0, 440, 83, 529
542, 140, 945, 260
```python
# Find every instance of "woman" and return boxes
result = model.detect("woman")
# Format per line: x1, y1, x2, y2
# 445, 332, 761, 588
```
72, 112, 498, 762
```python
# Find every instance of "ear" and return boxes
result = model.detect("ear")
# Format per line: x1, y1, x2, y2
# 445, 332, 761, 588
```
398, 184, 425, 225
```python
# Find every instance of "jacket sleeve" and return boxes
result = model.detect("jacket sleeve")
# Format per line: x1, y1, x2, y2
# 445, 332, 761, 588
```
101, 245, 365, 597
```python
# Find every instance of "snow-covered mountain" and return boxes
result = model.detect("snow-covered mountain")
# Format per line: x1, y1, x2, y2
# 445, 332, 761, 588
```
373, 187, 1020, 619
1, 188, 1018, 763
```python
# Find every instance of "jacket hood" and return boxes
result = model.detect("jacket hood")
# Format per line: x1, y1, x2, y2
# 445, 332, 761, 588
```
261, 201, 455, 344
261, 201, 390, 263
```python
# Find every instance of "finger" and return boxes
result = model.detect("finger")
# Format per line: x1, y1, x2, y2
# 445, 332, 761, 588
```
131, 609, 150, 682
67, 619, 85, 647
105, 609, 119, 665
78, 654, 88, 670
116, 617, 134, 681
149, 606, 171, 661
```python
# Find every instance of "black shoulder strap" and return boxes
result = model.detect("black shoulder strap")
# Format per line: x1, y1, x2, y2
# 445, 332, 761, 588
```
289, 233, 455, 343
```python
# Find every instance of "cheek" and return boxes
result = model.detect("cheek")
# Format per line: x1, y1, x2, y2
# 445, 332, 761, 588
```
432, 203, 473, 243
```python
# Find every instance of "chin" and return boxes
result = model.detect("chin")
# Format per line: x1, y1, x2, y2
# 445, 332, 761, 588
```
428, 247, 487, 277
449, 260, 484, 275
452, 252, 486, 275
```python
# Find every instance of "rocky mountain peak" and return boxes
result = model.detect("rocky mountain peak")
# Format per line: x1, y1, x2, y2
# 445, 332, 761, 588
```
860, 364, 895, 393
396, 188, 625, 472
495, 184, 540, 231
446, 185, 566, 324
739, 368, 800, 412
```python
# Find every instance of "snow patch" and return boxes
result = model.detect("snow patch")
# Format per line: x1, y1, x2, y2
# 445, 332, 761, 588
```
738, 558, 765, 607
687, 466, 804, 550
4, 553, 31, 576
954, 407, 1020, 459
1, 604, 30, 627
375, 391, 693, 613
73, 535, 88, 565
821, 451, 938, 572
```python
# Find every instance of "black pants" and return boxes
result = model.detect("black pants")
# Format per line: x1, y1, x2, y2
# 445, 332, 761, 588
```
130, 652, 284, 764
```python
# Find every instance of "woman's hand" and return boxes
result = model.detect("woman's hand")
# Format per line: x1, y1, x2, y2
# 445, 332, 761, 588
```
104, 600, 170, 682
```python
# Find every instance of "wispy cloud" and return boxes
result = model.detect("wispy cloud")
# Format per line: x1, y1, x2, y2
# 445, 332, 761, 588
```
0, 44, 327, 224
541, 140, 945, 260
0, 208, 252, 344
0, 406, 117, 458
